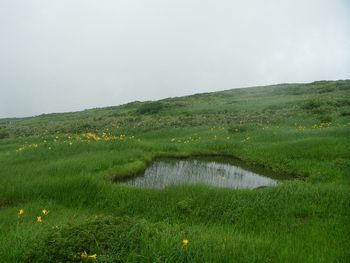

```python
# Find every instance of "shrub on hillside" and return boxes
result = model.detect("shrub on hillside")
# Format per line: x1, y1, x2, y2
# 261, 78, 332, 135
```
136, 101, 165, 115
0, 130, 9, 139
318, 115, 332, 123
301, 99, 322, 110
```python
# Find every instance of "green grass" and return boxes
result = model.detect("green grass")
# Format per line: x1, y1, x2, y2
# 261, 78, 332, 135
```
0, 80, 349, 262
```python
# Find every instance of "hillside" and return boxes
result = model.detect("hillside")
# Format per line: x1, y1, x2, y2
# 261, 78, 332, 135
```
0, 80, 349, 262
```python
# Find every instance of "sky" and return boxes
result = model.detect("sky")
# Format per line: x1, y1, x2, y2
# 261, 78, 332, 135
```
0, 0, 349, 118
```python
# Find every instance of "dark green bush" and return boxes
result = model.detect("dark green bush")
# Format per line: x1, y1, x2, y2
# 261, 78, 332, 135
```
0, 130, 9, 139
328, 99, 350, 107
24, 216, 144, 262
317, 86, 334, 93
301, 99, 322, 110
136, 102, 165, 115
340, 111, 350, 117
318, 115, 332, 123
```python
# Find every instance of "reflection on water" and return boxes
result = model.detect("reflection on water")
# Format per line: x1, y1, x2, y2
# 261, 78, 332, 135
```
123, 158, 278, 189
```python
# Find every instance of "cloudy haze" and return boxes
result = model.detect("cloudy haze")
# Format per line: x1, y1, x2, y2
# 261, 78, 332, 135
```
0, 0, 349, 118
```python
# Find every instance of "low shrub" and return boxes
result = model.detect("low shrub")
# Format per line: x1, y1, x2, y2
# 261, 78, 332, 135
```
0, 130, 9, 139
136, 102, 165, 115
24, 216, 144, 262
318, 115, 332, 123
301, 99, 322, 110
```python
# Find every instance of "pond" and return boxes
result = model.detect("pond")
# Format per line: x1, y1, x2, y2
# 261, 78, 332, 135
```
121, 157, 279, 189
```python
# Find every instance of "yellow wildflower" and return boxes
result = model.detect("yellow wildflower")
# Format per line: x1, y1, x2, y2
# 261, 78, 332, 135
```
84, 132, 100, 141
18, 209, 24, 216
182, 239, 189, 248
88, 254, 97, 260
81, 251, 88, 259
42, 209, 49, 216
36, 216, 44, 223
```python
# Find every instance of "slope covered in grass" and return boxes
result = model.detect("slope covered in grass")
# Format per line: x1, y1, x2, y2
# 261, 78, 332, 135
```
0, 80, 349, 262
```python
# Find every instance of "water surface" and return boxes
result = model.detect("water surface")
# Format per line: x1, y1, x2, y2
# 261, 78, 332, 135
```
123, 157, 278, 189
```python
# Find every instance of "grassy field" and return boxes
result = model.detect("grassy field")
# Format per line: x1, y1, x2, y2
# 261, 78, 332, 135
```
0, 80, 349, 262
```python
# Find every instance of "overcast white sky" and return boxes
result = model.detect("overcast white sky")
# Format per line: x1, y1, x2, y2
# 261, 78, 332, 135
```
0, 0, 349, 118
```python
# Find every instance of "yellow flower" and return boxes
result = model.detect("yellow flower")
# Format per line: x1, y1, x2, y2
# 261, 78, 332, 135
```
84, 132, 100, 141
88, 254, 97, 260
36, 216, 44, 223
18, 209, 24, 216
81, 251, 88, 259
182, 239, 189, 248
42, 209, 49, 216
81, 251, 97, 260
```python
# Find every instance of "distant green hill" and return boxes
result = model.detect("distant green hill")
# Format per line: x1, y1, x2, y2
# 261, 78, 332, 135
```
1, 80, 349, 138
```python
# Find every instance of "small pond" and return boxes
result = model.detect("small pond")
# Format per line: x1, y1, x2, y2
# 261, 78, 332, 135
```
121, 157, 279, 189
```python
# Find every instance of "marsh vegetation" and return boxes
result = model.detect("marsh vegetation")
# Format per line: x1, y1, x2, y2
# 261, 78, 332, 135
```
0, 80, 349, 262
